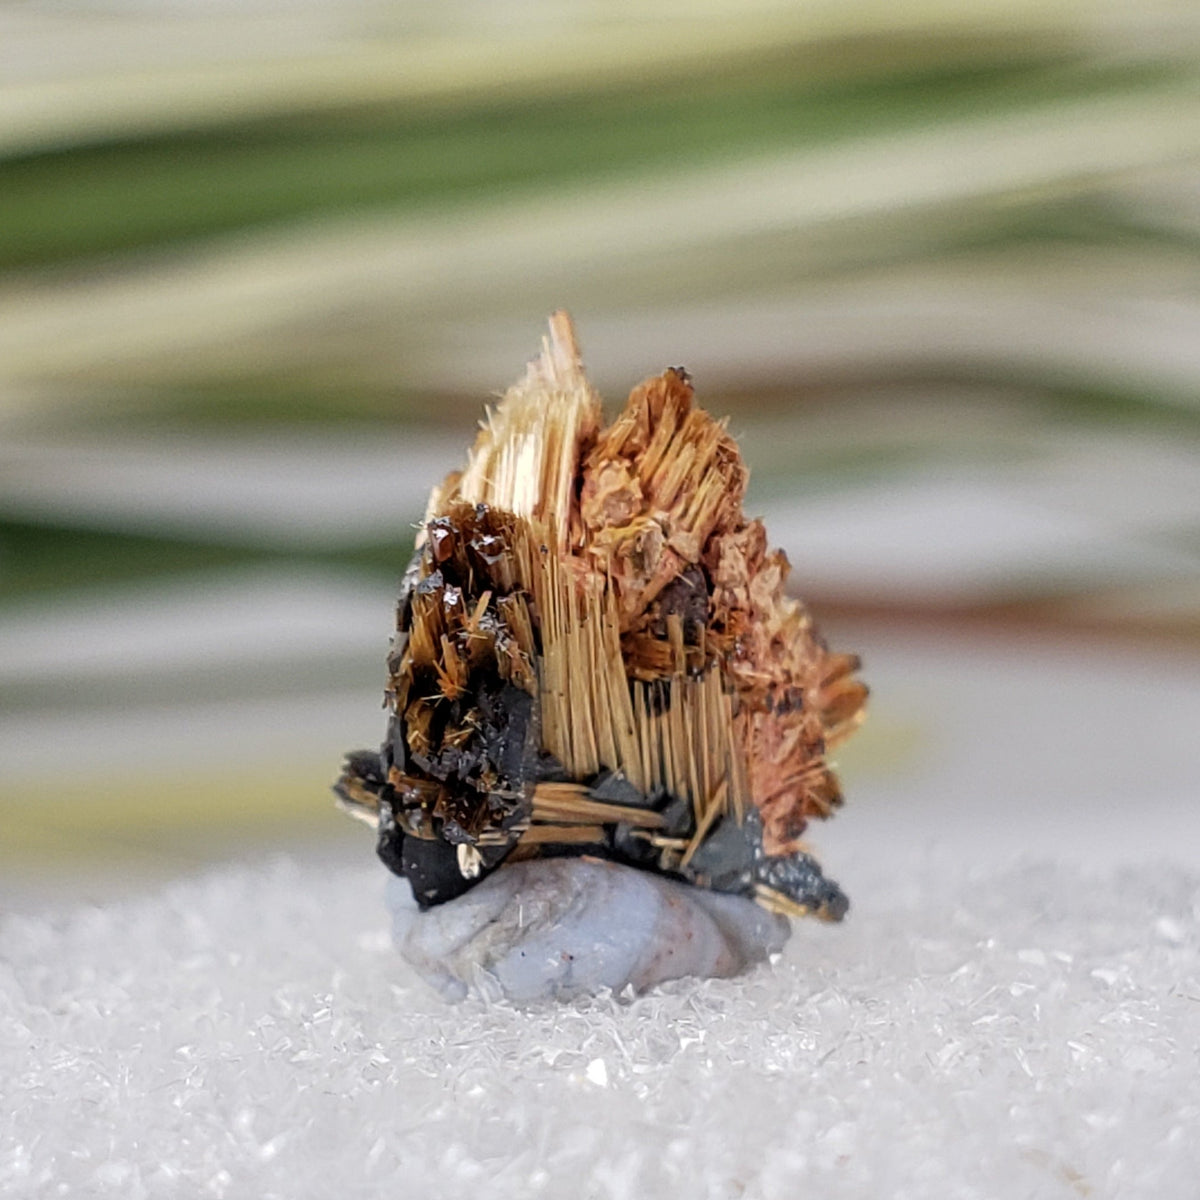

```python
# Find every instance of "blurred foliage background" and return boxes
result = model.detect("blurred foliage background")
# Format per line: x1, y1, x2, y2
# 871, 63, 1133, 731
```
2, 0, 1199, 900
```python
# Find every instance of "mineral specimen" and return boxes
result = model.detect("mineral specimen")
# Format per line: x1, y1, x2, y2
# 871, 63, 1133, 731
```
335, 313, 867, 991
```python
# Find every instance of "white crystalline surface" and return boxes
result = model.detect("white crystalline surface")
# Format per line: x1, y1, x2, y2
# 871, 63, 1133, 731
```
3, 858, 1199, 1199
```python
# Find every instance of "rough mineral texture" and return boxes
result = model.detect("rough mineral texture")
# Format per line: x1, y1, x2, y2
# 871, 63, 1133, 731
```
336, 313, 866, 928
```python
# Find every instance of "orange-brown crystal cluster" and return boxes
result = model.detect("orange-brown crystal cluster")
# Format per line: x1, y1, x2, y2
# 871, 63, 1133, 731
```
575, 365, 866, 856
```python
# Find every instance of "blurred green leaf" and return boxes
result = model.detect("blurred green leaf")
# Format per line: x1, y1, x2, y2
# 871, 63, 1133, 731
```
1, 57, 1173, 272
0, 517, 413, 601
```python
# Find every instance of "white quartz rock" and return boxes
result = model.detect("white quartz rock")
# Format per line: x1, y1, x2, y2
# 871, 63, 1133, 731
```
391, 857, 791, 1002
